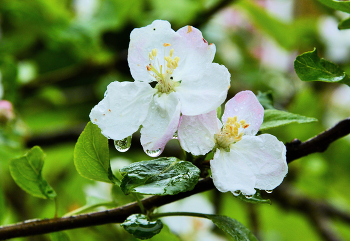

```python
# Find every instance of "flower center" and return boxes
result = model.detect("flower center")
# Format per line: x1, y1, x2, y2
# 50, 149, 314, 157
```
147, 43, 180, 94
214, 116, 250, 151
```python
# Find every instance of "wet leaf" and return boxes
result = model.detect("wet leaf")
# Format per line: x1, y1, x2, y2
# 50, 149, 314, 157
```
120, 157, 200, 195
317, 0, 350, 13
121, 214, 163, 240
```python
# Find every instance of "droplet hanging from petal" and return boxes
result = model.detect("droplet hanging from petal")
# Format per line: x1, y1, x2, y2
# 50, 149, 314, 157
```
265, 190, 273, 194
114, 136, 132, 152
145, 148, 163, 157
172, 132, 178, 140
245, 195, 253, 199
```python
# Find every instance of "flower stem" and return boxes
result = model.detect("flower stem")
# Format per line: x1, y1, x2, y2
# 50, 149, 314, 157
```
150, 212, 210, 220
133, 194, 145, 214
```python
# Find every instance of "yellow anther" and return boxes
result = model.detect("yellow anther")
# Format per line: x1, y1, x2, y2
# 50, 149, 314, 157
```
170, 49, 174, 57
149, 52, 154, 60
240, 120, 246, 125
152, 48, 157, 56
187, 26, 192, 33
163, 43, 171, 47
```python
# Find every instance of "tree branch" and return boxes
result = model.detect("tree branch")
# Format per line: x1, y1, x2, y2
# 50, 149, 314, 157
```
286, 118, 350, 163
1, 118, 350, 239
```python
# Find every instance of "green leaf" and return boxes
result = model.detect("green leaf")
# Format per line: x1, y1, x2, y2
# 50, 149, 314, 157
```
257, 91, 274, 109
120, 157, 200, 195
74, 122, 119, 185
63, 196, 115, 217
9, 146, 56, 199
50, 232, 70, 241
260, 109, 317, 131
338, 17, 350, 29
206, 215, 258, 241
317, 0, 350, 13
121, 214, 163, 240
294, 48, 350, 86
235, 189, 271, 205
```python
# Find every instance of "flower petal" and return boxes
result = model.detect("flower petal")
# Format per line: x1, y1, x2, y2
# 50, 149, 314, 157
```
140, 92, 181, 152
172, 25, 216, 79
222, 90, 264, 136
178, 110, 220, 155
128, 20, 177, 83
211, 148, 256, 195
231, 134, 288, 191
90, 81, 156, 140
175, 63, 230, 116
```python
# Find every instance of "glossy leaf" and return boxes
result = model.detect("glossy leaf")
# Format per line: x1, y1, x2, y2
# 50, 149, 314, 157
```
234, 190, 271, 205
206, 215, 258, 241
338, 17, 350, 30
50, 232, 70, 241
120, 158, 200, 195
74, 122, 119, 184
121, 214, 163, 240
294, 48, 350, 86
260, 109, 317, 131
9, 146, 56, 199
317, 0, 350, 13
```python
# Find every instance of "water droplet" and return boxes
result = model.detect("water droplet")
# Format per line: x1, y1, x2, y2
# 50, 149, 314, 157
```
245, 195, 253, 199
172, 132, 178, 139
233, 190, 241, 195
104, 90, 108, 97
114, 136, 132, 152
265, 190, 273, 194
145, 148, 163, 157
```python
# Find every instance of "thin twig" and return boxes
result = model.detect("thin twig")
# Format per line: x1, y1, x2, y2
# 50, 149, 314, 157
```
1, 118, 350, 239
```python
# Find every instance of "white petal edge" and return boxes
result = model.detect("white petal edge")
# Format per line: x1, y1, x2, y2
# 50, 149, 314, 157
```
231, 134, 288, 191
140, 92, 181, 152
175, 63, 230, 116
222, 90, 264, 136
178, 110, 220, 156
211, 148, 257, 195
90, 81, 156, 140
128, 20, 178, 83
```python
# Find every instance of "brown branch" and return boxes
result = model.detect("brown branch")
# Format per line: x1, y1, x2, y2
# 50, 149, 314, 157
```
1, 118, 350, 239
286, 118, 350, 163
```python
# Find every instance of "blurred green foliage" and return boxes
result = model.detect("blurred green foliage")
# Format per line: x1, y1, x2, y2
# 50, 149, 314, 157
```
0, 0, 350, 240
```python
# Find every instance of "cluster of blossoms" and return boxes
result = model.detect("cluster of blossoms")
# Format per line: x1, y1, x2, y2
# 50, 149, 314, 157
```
90, 20, 287, 196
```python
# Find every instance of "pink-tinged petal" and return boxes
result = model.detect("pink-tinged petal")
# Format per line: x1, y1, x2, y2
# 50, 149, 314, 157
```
140, 92, 181, 152
90, 81, 156, 140
222, 90, 264, 136
172, 25, 216, 80
178, 110, 221, 155
231, 134, 288, 191
211, 149, 256, 196
175, 63, 230, 116
128, 20, 178, 83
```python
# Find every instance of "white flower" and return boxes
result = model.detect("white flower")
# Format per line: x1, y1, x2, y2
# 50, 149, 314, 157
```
178, 90, 288, 195
90, 20, 230, 155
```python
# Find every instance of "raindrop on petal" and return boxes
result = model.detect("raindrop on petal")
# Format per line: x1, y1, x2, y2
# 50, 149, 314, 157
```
172, 132, 178, 140
245, 195, 253, 199
114, 136, 132, 152
145, 148, 163, 157
104, 90, 108, 97
233, 190, 241, 196
265, 190, 273, 194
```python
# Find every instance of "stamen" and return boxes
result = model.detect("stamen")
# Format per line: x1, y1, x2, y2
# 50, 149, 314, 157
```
187, 26, 192, 33
163, 43, 171, 47
152, 48, 157, 56
170, 49, 174, 57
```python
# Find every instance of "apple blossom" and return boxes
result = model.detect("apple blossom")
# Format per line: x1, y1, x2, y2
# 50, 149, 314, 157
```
90, 20, 230, 156
178, 90, 288, 196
